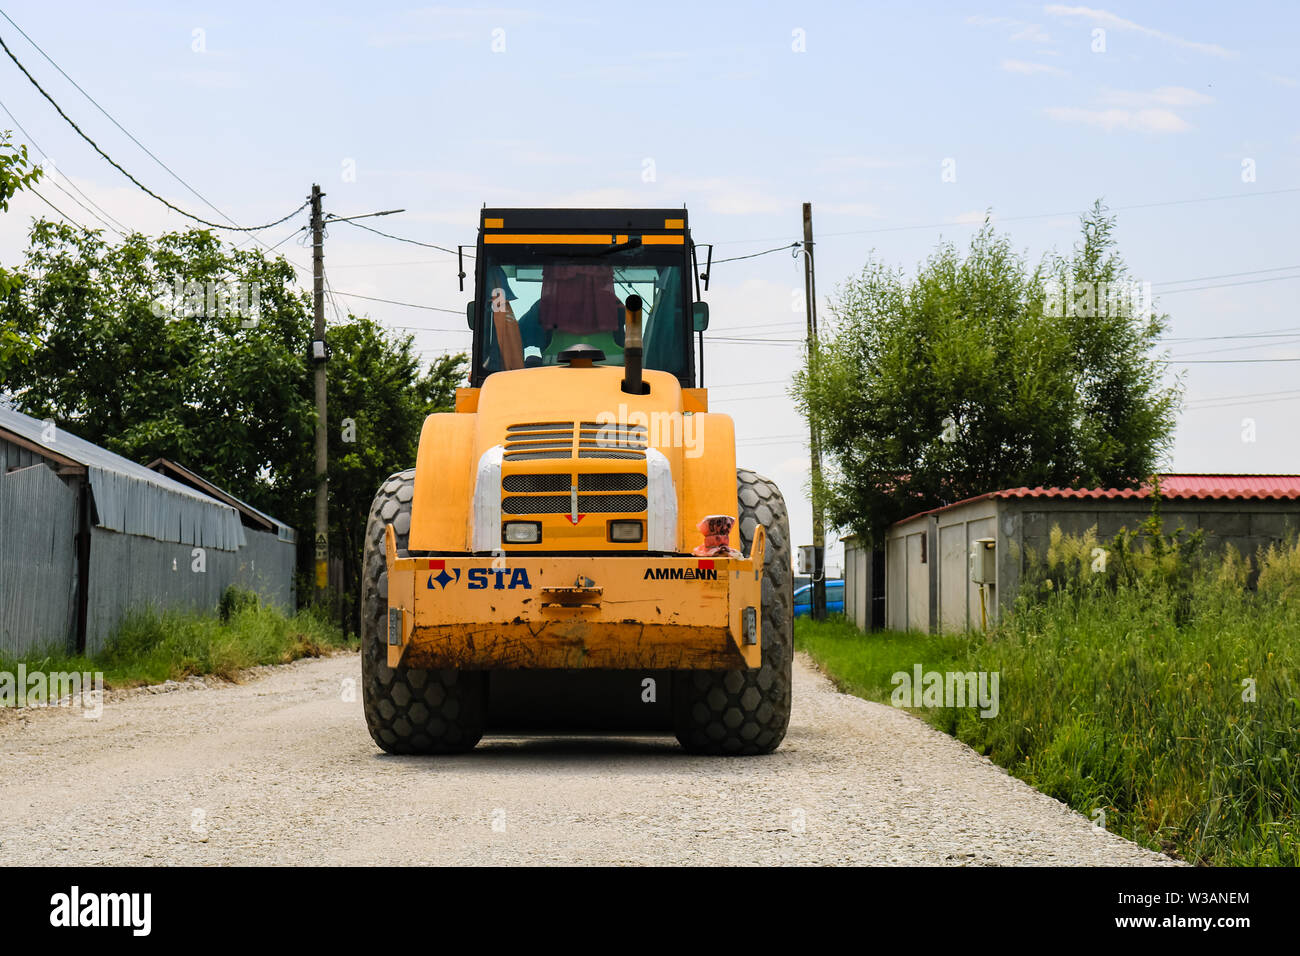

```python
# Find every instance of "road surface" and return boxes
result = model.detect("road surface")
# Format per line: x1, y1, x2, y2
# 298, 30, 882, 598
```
0, 652, 1173, 865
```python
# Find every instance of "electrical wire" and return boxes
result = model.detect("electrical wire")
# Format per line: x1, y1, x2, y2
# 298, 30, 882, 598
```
713, 186, 1300, 247
0, 94, 131, 236
1153, 273, 1300, 295
0, 28, 309, 232
330, 289, 463, 315
711, 242, 800, 264
0, 8, 306, 238
24, 184, 85, 228
327, 216, 463, 255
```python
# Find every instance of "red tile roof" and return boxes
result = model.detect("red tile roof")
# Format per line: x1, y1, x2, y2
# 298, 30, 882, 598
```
892, 474, 1300, 526
993, 474, 1300, 502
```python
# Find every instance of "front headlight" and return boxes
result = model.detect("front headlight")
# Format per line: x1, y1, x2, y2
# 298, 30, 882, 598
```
608, 520, 644, 543
502, 521, 542, 544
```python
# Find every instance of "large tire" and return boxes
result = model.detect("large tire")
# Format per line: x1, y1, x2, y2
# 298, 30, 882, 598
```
361, 469, 487, 754
671, 469, 793, 755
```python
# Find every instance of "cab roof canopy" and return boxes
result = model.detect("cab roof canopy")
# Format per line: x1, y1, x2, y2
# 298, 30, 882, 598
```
480, 208, 688, 232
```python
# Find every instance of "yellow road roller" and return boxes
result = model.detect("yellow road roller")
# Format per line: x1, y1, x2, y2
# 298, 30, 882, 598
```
361, 208, 792, 754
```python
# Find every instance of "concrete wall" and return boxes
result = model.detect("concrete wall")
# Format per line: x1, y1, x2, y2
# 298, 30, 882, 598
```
931, 498, 999, 632
1011, 498, 1300, 574
885, 517, 935, 632
843, 537, 869, 631
886, 494, 1300, 635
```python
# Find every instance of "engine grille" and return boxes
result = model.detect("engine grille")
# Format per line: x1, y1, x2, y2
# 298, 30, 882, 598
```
502, 421, 647, 461
504, 473, 647, 493
502, 493, 647, 515
501, 423, 651, 521
579, 472, 647, 491
503, 473, 571, 493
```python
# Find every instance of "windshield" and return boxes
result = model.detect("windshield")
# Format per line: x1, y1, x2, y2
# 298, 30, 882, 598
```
474, 246, 689, 383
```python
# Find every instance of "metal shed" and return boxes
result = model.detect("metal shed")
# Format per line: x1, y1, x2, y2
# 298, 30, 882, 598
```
145, 458, 298, 611
881, 475, 1300, 634
0, 405, 296, 656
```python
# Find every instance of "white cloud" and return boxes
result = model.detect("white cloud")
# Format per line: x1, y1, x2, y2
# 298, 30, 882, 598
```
1001, 59, 1066, 75
1011, 23, 1052, 43
1043, 5, 1237, 58
1044, 85, 1212, 134
818, 155, 907, 172
1267, 74, 1298, 88
1045, 106, 1192, 133
1098, 85, 1214, 107
818, 202, 883, 218
966, 15, 1051, 42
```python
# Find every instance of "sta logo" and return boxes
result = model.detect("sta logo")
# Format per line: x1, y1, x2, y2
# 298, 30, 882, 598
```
428, 564, 460, 587
427, 561, 532, 591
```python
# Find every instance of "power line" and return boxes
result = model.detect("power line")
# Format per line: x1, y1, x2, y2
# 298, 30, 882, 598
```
324, 258, 448, 269
1155, 273, 1300, 295
1164, 326, 1300, 343
1185, 387, 1300, 408
712, 242, 800, 264
330, 289, 464, 315
0, 94, 131, 236
715, 186, 1300, 247
708, 378, 794, 389
0, 7, 287, 237
1154, 264, 1300, 287
328, 217, 462, 255
25, 184, 86, 229
1186, 395, 1300, 409
1171, 358, 1300, 364
35, 170, 123, 236
0, 27, 309, 232
1171, 336, 1300, 360
387, 324, 471, 332
267, 225, 306, 252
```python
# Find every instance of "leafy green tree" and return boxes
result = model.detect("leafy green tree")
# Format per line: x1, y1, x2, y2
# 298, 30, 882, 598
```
0, 220, 466, 630
796, 202, 1180, 542
327, 322, 466, 628
0, 130, 43, 361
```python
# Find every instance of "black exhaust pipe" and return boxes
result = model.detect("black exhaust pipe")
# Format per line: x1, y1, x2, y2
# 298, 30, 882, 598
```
622, 294, 647, 394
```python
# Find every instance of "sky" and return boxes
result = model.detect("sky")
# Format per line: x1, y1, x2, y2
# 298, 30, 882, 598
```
1, 1, 1298, 570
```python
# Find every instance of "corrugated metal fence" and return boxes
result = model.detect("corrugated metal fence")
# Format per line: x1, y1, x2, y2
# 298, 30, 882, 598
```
1, 458, 297, 656
83, 526, 296, 654
0, 464, 79, 655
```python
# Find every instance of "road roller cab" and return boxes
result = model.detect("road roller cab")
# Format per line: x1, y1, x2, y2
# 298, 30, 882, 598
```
361, 208, 793, 755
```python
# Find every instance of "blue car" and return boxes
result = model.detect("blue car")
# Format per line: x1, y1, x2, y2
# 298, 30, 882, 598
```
794, 579, 844, 617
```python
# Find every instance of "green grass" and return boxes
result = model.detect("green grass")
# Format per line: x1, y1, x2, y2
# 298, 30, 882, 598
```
794, 616, 973, 702
2, 589, 354, 693
795, 540, 1300, 867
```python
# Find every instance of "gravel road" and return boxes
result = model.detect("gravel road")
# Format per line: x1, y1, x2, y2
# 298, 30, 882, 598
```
0, 652, 1173, 865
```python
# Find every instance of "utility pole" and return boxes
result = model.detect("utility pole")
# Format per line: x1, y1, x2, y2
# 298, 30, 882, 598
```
310, 184, 328, 602
802, 202, 827, 622
304, 193, 405, 607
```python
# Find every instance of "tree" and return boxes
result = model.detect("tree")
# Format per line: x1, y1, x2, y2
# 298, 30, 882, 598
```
0, 130, 43, 362
795, 202, 1180, 542
326, 322, 466, 629
0, 220, 466, 631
